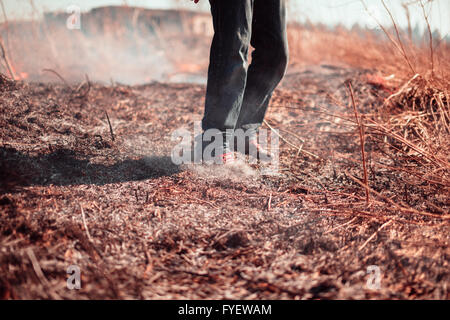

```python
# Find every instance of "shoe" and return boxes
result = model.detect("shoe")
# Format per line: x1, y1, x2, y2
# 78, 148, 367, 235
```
192, 132, 236, 165
234, 134, 274, 162
220, 151, 236, 165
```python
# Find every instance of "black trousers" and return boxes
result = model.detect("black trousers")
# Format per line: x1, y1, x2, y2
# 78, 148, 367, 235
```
202, 0, 289, 133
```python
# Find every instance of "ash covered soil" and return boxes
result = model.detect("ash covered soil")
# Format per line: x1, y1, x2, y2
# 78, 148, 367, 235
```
0, 66, 448, 299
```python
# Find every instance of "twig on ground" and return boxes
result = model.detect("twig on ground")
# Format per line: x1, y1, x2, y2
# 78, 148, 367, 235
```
365, 117, 449, 168
385, 73, 421, 105
80, 204, 94, 243
74, 74, 92, 98
359, 219, 394, 250
104, 110, 115, 142
42, 68, 70, 87
26, 248, 49, 285
345, 170, 450, 220
263, 120, 319, 159
347, 81, 370, 204
26, 248, 61, 299
324, 217, 358, 234
0, 37, 15, 79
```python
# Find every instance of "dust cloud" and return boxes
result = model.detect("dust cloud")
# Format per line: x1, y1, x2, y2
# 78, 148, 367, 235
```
0, 6, 211, 84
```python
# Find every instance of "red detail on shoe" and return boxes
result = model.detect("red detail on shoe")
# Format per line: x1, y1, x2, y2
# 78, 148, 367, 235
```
221, 152, 235, 164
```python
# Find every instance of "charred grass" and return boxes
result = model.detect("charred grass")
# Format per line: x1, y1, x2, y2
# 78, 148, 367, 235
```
0, 5, 449, 299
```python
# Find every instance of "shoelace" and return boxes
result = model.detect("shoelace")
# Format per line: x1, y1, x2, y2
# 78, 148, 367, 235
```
221, 152, 235, 164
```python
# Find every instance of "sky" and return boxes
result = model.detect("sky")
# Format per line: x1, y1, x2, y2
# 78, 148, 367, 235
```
1, 0, 449, 36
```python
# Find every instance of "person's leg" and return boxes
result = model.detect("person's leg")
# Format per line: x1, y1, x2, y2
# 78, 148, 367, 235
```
235, 0, 289, 136
197, 0, 253, 164
202, 0, 253, 133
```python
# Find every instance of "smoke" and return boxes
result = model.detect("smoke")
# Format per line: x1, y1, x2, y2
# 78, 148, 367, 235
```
121, 129, 260, 184
62, 34, 172, 85
0, 6, 211, 84
186, 157, 260, 183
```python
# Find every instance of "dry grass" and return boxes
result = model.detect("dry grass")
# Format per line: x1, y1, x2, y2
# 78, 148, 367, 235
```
286, 3, 449, 211
0, 4, 449, 300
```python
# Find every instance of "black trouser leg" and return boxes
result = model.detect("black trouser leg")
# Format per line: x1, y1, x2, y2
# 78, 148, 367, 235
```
202, 0, 288, 135
202, 0, 253, 132
236, 0, 289, 134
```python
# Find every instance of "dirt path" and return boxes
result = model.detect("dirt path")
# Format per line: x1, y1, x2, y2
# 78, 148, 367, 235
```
0, 66, 448, 299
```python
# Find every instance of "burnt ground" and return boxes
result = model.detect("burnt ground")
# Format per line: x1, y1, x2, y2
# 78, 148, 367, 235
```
0, 65, 449, 299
